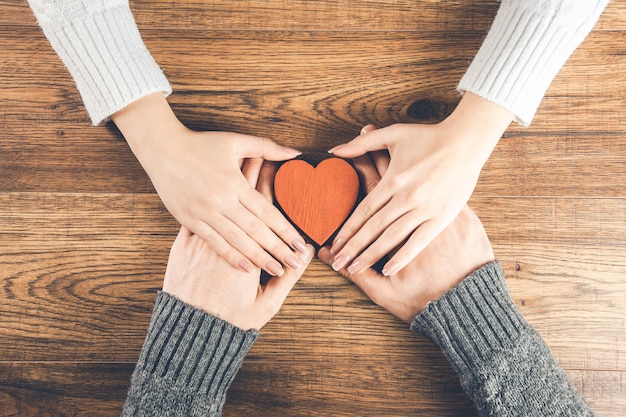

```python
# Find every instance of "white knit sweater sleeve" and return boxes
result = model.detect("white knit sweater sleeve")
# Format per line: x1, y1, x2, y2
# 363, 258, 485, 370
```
27, 0, 172, 126
458, 0, 609, 126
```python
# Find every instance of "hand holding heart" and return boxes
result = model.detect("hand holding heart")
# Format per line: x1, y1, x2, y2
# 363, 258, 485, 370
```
318, 154, 496, 323
163, 159, 315, 331
328, 93, 512, 276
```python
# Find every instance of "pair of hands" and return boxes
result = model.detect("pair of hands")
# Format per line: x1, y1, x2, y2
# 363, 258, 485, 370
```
114, 92, 511, 281
162, 150, 495, 330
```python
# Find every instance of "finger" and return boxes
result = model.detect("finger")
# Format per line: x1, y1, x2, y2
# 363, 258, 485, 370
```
329, 184, 391, 254
382, 218, 448, 276
236, 135, 302, 161
328, 126, 394, 158
256, 161, 278, 203
370, 150, 390, 177
260, 244, 314, 315
241, 158, 264, 187
353, 154, 382, 194
330, 203, 407, 271
318, 247, 394, 310
225, 204, 305, 274
189, 219, 256, 274
242, 187, 308, 253
209, 210, 288, 276
356, 125, 391, 176
346, 213, 421, 275
360, 124, 377, 135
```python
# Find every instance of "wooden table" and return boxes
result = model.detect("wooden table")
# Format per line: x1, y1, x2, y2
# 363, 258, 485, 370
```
1, 1, 624, 415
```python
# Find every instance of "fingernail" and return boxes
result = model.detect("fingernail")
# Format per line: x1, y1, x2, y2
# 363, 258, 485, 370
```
347, 259, 363, 275
382, 261, 399, 276
298, 245, 314, 262
284, 254, 302, 270
332, 253, 351, 271
238, 258, 254, 273
330, 238, 345, 255
292, 238, 307, 253
284, 146, 302, 156
328, 144, 345, 154
265, 260, 284, 277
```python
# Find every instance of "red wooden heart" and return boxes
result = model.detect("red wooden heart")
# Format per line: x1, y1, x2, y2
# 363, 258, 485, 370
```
274, 158, 360, 246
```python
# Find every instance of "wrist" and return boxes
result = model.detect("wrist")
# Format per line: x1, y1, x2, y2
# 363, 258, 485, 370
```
112, 92, 187, 160
439, 92, 514, 164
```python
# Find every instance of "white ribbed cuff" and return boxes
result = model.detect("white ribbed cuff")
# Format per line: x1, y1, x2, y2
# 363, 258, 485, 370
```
41, 3, 171, 125
458, 0, 608, 126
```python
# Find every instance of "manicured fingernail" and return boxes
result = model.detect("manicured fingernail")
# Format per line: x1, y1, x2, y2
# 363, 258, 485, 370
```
382, 261, 399, 277
284, 254, 302, 270
284, 146, 302, 156
330, 238, 345, 255
332, 253, 351, 271
298, 245, 315, 263
265, 260, 284, 277
347, 259, 363, 275
238, 258, 254, 273
292, 238, 307, 253
328, 144, 346, 154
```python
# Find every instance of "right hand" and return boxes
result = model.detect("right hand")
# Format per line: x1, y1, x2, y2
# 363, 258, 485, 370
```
112, 93, 308, 277
163, 160, 314, 330
318, 153, 495, 323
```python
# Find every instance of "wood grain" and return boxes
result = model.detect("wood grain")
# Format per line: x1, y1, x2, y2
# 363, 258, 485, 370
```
1, 1, 624, 416
4, 1, 625, 31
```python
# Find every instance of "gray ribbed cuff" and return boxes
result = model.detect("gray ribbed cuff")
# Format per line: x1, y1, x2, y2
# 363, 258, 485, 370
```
39, 2, 171, 125
411, 261, 526, 378
458, 0, 608, 125
135, 291, 258, 399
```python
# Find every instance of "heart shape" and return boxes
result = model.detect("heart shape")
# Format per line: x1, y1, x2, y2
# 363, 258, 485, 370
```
274, 158, 360, 246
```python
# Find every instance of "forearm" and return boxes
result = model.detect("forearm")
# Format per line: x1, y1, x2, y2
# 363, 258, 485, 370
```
459, 0, 609, 125
122, 292, 258, 416
28, 0, 171, 125
411, 261, 594, 416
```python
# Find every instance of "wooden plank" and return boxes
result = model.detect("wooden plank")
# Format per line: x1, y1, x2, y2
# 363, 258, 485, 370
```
0, 362, 622, 417
0, 362, 131, 417
1, 29, 624, 195
5, 0, 624, 31
225, 359, 477, 417
0, 193, 623, 372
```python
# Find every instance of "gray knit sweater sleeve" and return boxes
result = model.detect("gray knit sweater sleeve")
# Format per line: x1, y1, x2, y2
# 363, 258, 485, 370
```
122, 291, 259, 416
411, 261, 594, 416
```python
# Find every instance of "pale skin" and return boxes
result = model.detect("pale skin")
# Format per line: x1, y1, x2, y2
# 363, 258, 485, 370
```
328, 92, 513, 277
162, 159, 315, 331
319, 152, 495, 322
114, 91, 509, 280
161, 152, 494, 328
112, 92, 309, 278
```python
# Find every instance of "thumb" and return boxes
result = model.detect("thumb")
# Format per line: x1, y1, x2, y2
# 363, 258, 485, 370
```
262, 244, 314, 306
318, 247, 393, 308
237, 135, 302, 161
328, 126, 389, 158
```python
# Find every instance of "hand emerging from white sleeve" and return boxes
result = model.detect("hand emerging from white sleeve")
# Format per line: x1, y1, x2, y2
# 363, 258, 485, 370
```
113, 93, 308, 277
328, 93, 512, 276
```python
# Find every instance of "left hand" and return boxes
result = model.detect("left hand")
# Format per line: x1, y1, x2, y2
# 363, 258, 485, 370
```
328, 93, 512, 276
162, 160, 314, 331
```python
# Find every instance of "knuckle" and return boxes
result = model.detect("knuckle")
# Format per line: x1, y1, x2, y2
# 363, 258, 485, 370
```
356, 201, 376, 221
365, 178, 379, 194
